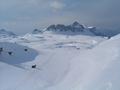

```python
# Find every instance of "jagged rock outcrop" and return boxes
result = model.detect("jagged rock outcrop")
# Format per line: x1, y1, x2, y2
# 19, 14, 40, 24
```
32, 29, 43, 34
47, 21, 85, 32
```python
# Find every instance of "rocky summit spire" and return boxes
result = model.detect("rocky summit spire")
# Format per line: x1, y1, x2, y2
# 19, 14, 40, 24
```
32, 29, 43, 34
72, 21, 80, 26
72, 21, 85, 29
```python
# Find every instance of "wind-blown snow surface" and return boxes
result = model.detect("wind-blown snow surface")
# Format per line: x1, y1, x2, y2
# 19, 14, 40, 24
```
0, 33, 120, 90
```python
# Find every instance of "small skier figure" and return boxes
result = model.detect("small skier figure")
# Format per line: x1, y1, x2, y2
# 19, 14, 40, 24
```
108, 36, 111, 39
32, 64, 36, 68
0, 48, 3, 54
8, 52, 13, 55
24, 49, 28, 52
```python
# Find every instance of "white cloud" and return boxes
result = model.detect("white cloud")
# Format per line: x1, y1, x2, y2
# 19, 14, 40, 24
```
106, 82, 112, 90
50, 1, 66, 10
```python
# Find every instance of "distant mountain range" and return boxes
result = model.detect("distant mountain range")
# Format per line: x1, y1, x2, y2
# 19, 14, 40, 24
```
47, 21, 85, 32
0, 21, 120, 38
32, 21, 94, 36
32, 21, 120, 37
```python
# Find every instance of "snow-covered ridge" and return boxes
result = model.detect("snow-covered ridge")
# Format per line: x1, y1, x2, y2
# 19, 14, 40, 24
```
43, 34, 120, 90
0, 29, 16, 38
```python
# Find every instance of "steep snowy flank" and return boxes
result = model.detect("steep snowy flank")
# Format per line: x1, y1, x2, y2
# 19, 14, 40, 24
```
0, 42, 38, 65
47, 34, 120, 90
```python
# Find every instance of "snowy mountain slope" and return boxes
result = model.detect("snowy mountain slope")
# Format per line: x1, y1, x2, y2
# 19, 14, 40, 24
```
0, 42, 38, 65
0, 32, 120, 90
0, 61, 47, 90
0, 29, 16, 38
0, 41, 84, 90
47, 34, 120, 90
11, 32, 106, 50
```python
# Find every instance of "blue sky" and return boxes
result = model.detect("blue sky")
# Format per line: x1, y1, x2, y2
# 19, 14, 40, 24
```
0, 0, 120, 34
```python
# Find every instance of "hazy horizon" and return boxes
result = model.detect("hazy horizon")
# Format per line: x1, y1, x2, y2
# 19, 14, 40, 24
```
0, 0, 120, 34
